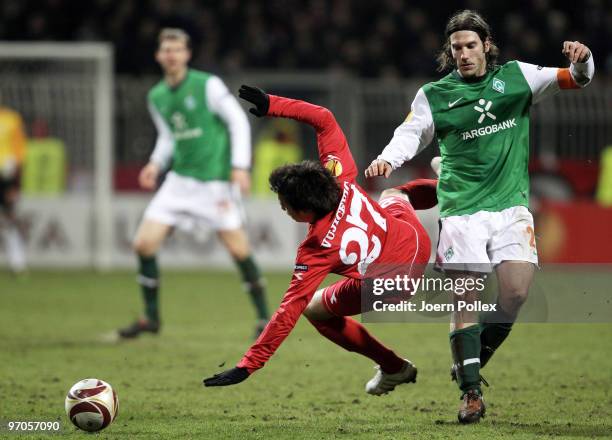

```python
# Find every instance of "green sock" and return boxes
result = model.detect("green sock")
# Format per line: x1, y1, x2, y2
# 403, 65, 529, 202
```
450, 325, 482, 395
479, 304, 515, 369
138, 255, 159, 323
235, 256, 269, 320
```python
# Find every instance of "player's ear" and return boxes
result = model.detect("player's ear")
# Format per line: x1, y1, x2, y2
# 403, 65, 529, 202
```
483, 38, 490, 54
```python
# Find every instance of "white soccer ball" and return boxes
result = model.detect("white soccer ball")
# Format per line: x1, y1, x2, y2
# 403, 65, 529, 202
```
65, 378, 118, 432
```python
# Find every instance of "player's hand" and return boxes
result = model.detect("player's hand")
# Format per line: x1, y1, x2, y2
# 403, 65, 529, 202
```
203, 367, 250, 387
231, 168, 251, 195
238, 85, 269, 117
138, 162, 160, 191
562, 41, 591, 64
365, 159, 393, 178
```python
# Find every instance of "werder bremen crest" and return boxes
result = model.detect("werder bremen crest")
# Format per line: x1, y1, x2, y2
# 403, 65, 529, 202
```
492, 78, 505, 94
184, 94, 197, 110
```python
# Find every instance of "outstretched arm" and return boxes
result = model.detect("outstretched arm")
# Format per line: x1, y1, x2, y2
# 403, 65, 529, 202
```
239, 85, 357, 181
204, 244, 331, 386
365, 87, 434, 179
518, 41, 594, 105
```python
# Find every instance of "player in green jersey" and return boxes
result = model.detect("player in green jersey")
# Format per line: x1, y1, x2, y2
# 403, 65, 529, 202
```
366, 10, 594, 423
117, 28, 269, 340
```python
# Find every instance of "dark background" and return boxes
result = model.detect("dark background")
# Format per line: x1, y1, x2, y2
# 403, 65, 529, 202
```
1, 0, 610, 77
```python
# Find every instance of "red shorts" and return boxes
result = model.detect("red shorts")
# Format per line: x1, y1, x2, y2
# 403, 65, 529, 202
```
321, 196, 430, 317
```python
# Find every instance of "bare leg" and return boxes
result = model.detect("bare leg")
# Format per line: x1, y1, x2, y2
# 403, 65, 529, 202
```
217, 228, 251, 260
1, 188, 27, 273
478, 261, 535, 368
132, 219, 172, 257
495, 260, 534, 320
118, 219, 171, 337
448, 271, 483, 332
218, 228, 269, 326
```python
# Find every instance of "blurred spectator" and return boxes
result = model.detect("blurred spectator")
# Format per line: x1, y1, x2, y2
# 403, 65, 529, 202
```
0, 1, 609, 77
597, 147, 612, 206
252, 120, 303, 197
0, 101, 28, 274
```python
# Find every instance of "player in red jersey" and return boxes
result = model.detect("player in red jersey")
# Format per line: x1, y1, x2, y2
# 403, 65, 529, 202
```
204, 86, 437, 393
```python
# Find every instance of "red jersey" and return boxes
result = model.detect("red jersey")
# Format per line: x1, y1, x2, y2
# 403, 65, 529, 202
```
238, 96, 425, 372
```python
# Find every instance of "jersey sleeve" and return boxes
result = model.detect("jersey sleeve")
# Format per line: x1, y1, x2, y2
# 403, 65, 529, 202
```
206, 76, 252, 170
517, 55, 595, 105
147, 100, 175, 169
237, 242, 332, 373
267, 95, 357, 182
378, 88, 434, 170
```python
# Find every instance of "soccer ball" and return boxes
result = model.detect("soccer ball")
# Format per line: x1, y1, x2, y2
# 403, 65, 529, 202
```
65, 378, 118, 432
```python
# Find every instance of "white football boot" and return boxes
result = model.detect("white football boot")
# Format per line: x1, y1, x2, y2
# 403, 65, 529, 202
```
365, 359, 417, 396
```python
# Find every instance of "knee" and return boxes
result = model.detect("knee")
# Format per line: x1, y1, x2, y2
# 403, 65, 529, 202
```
303, 290, 333, 321
501, 285, 529, 311
132, 236, 156, 257
303, 302, 324, 321
302, 305, 315, 320
228, 246, 250, 261
220, 232, 250, 260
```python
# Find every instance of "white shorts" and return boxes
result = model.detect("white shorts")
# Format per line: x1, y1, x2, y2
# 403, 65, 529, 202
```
436, 206, 538, 273
143, 172, 244, 232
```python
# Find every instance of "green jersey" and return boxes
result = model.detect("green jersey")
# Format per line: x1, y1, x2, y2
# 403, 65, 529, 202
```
380, 59, 594, 217
425, 61, 531, 217
147, 69, 250, 182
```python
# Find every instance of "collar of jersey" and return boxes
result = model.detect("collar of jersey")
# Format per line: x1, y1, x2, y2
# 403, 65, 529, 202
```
451, 68, 491, 83
167, 69, 191, 92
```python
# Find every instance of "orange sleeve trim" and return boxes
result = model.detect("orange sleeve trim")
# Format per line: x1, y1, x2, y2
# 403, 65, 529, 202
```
557, 68, 579, 90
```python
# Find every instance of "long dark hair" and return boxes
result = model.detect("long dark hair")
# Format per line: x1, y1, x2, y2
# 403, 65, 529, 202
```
269, 161, 342, 220
436, 10, 499, 72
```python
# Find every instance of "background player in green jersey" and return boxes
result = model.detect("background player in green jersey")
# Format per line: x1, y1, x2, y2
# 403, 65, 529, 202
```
366, 10, 594, 424
118, 28, 269, 339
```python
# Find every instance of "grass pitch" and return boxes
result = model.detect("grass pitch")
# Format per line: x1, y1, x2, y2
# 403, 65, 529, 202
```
1, 270, 611, 439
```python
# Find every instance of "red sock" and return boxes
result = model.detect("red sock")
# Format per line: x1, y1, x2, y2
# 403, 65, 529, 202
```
308, 316, 405, 373
394, 178, 438, 210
